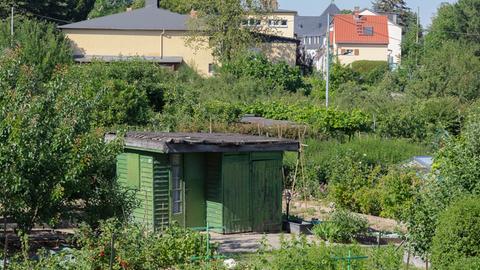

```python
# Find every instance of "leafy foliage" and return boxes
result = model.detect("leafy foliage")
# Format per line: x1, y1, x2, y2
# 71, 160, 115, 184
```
88, 0, 145, 19
431, 196, 480, 270
9, 219, 212, 269
243, 101, 371, 138
0, 0, 95, 22
313, 209, 369, 243
427, 0, 480, 46
0, 18, 73, 82
220, 52, 307, 93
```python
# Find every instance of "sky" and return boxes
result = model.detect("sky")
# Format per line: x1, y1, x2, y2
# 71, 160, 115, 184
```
277, 0, 458, 27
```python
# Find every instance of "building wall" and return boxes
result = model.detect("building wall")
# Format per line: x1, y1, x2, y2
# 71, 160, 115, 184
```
360, 9, 402, 67
63, 29, 215, 76
334, 43, 388, 65
63, 28, 297, 75
246, 12, 296, 38
259, 41, 297, 66
387, 22, 402, 67
265, 12, 296, 38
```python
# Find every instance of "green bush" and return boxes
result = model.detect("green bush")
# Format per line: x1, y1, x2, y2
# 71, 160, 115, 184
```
220, 52, 307, 93
242, 101, 371, 138
431, 196, 480, 270
9, 219, 212, 269
351, 60, 389, 85
0, 18, 72, 82
312, 209, 369, 243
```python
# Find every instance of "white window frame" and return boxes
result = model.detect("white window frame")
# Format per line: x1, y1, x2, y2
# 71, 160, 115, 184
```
268, 19, 288, 28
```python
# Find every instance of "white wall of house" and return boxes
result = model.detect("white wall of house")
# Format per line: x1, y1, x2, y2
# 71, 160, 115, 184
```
360, 10, 402, 68
334, 43, 389, 65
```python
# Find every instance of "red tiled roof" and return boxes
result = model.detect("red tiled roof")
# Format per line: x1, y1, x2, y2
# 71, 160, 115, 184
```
332, 14, 389, 44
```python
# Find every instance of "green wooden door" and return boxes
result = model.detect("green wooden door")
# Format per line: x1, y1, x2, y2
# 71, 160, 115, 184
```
184, 153, 206, 228
251, 153, 283, 232
222, 153, 252, 233
170, 154, 185, 227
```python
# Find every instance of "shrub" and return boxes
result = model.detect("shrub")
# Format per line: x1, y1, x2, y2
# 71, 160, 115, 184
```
351, 60, 389, 85
377, 169, 421, 220
313, 209, 369, 243
9, 219, 212, 269
0, 18, 72, 82
220, 52, 307, 93
431, 196, 480, 270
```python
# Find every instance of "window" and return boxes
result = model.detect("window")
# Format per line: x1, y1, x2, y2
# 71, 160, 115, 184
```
170, 154, 183, 214
268, 19, 288, 27
363, 26, 374, 36
341, 49, 354, 56
242, 18, 261, 27
208, 63, 215, 74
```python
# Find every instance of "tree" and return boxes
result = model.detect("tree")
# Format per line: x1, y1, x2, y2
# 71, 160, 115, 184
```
0, 19, 137, 230
426, 0, 480, 48
0, 0, 96, 23
406, 40, 480, 101
407, 108, 480, 259
371, 0, 411, 26
187, 0, 267, 62
0, 18, 73, 82
88, 0, 145, 19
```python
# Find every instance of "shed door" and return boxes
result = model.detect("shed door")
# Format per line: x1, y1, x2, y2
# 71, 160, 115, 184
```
222, 153, 252, 233
251, 154, 283, 232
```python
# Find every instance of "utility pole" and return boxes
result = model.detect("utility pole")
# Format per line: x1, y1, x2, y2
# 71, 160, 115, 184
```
10, 6, 14, 46
416, 6, 420, 43
325, 13, 331, 108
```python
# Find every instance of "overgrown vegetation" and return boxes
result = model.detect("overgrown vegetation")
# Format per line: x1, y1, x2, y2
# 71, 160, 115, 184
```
0, 0, 479, 268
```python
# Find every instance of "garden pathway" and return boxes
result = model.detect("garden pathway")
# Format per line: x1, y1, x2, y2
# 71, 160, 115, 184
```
210, 232, 427, 269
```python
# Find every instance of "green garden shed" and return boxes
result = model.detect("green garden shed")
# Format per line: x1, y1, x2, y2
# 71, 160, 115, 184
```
106, 132, 299, 233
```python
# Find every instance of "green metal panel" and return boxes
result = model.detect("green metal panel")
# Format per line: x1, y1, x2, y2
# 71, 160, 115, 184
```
153, 154, 170, 230
205, 153, 223, 231
133, 155, 155, 228
117, 152, 154, 229
222, 153, 252, 233
126, 153, 140, 189
251, 156, 283, 232
184, 153, 206, 227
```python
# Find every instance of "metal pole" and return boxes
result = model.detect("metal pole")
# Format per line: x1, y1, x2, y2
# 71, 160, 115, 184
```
325, 13, 331, 108
10, 6, 14, 47
416, 7, 420, 44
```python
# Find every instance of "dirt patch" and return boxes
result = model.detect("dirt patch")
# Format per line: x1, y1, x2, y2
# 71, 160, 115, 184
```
287, 199, 406, 233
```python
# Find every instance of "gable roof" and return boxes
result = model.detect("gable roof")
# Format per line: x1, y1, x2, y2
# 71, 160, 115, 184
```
59, 6, 189, 31
333, 14, 389, 44
294, 3, 340, 38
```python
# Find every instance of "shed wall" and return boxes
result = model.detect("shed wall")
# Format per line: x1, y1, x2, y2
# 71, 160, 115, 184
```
117, 152, 155, 229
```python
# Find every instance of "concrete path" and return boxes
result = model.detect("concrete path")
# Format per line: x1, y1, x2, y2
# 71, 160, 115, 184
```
210, 232, 427, 269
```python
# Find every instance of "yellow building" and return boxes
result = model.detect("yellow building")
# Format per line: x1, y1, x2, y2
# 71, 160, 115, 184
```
59, 0, 298, 76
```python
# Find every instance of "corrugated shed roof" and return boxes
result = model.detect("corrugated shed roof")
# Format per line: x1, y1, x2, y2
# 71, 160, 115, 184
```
333, 14, 389, 44
105, 132, 300, 153
59, 6, 189, 30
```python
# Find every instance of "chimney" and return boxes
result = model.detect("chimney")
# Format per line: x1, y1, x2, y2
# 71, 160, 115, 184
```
353, 6, 360, 20
263, 0, 278, 10
145, 0, 158, 8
